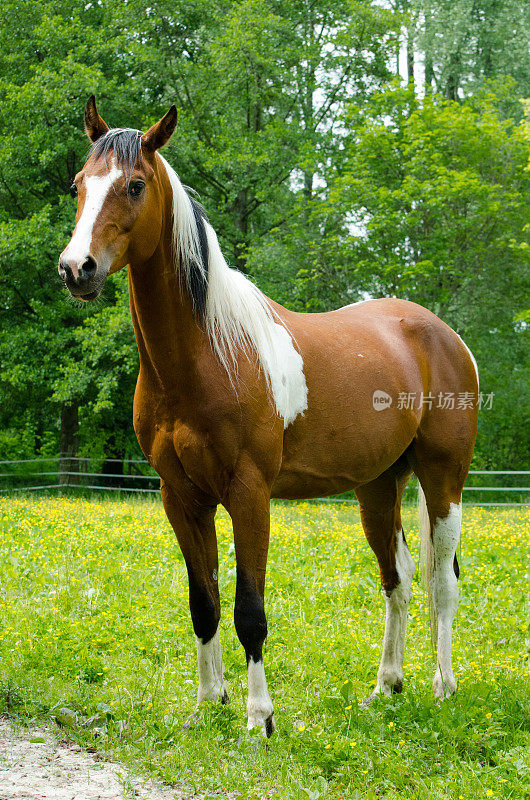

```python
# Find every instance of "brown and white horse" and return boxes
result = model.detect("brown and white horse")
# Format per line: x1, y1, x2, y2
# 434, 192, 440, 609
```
59, 98, 479, 736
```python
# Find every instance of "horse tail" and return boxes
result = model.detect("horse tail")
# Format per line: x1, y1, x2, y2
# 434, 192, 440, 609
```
418, 482, 437, 645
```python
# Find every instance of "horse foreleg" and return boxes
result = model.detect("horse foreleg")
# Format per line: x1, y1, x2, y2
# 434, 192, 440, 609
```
226, 467, 275, 737
160, 482, 228, 709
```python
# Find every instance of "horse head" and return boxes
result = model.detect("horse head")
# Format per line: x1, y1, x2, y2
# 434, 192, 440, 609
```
59, 96, 177, 301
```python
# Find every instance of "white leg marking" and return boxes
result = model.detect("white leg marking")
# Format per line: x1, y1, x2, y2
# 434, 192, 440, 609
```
246, 657, 275, 735
63, 161, 122, 264
370, 531, 415, 700
195, 629, 228, 706
432, 502, 462, 699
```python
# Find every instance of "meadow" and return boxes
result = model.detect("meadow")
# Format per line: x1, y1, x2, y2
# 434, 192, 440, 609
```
0, 496, 528, 799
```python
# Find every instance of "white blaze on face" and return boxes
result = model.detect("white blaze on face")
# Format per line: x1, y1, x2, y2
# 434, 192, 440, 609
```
63, 161, 122, 265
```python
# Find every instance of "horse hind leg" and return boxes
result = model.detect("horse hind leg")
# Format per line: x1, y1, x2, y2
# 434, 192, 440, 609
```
432, 500, 461, 699
414, 451, 466, 699
356, 470, 415, 704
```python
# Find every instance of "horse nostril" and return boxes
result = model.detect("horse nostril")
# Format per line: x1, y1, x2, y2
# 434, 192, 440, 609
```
59, 260, 72, 281
80, 255, 97, 278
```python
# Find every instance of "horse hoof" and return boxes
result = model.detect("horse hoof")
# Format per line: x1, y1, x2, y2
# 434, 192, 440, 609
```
362, 678, 403, 708
247, 710, 276, 737
433, 672, 457, 700
361, 692, 377, 709
264, 713, 276, 738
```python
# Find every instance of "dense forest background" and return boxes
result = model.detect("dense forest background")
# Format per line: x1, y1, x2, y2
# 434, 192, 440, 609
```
0, 0, 528, 469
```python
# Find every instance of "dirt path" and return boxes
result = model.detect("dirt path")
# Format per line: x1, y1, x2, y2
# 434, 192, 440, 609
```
0, 718, 183, 800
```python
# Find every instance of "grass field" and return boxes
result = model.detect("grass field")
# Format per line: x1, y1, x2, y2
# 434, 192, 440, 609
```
0, 496, 528, 799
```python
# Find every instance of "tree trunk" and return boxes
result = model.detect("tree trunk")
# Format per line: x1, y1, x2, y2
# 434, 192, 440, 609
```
407, 27, 414, 87
303, 170, 313, 199
59, 401, 79, 486
423, 4, 434, 94
102, 457, 124, 488
445, 51, 461, 101
425, 52, 434, 93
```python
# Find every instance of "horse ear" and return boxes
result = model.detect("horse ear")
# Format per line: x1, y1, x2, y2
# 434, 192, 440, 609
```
141, 106, 178, 152
85, 95, 110, 143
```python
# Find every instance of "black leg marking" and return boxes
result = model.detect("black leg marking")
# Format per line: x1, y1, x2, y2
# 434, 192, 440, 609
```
187, 568, 219, 644
234, 570, 267, 664
265, 715, 275, 738
453, 553, 460, 579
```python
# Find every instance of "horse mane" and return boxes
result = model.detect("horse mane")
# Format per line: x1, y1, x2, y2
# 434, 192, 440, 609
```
158, 154, 288, 386
89, 129, 289, 387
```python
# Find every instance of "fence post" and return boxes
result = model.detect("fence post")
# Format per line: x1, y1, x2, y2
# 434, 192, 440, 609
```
59, 402, 79, 486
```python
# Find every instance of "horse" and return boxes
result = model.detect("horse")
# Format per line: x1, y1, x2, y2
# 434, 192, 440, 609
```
58, 97, 479, 736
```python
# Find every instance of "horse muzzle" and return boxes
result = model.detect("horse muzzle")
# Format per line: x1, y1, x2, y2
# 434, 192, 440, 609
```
58, 254, 106, 301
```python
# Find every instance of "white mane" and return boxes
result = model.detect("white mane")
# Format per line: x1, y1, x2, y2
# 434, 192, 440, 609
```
157, 154, 308, 427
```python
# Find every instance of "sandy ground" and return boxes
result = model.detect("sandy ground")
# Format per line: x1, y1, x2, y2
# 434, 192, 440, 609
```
0, 718, 184, 800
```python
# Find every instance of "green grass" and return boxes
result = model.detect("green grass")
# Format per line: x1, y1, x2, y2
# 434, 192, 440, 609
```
0, 496, 528, 799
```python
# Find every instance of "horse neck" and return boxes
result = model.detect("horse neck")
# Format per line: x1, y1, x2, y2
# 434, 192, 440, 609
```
128, 236, 205, 394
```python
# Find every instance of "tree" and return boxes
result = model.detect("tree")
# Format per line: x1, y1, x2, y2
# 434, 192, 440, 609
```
414, 0, 530, 102
112, 0, 399, 271
0, 0, 400, 459
330, 83, 530, 465
0, 0, 527, 469
0, 0, 140, 459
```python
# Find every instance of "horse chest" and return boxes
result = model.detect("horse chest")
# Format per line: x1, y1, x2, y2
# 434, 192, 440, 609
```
134, 399, 226, 499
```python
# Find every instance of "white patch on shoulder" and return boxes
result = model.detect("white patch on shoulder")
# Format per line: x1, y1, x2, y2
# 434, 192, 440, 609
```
255, 320, 308, 428
455, 333, 479, 391
64, 161, 122, 264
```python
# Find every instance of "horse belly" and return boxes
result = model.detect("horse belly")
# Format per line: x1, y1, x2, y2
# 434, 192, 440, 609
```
272, 337, 422, 499
273, 411, 416, 499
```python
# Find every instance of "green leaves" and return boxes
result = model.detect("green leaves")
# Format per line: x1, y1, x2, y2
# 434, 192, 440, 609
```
0, 0, 528, 467
333, 84, 530, 466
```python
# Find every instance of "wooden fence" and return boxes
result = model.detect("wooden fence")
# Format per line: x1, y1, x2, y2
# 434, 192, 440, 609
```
0, 457, 528, 505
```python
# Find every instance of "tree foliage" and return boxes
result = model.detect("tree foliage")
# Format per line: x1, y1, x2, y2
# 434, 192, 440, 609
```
0, 0, 528, 467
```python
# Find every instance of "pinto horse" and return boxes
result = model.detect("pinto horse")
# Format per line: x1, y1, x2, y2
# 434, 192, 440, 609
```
59, 98, 479, 736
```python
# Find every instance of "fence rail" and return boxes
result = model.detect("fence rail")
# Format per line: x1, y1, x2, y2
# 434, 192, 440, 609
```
1, 457, 529, 505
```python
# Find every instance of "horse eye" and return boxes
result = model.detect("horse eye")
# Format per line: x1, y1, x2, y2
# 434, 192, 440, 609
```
128, 181, 145, 198
69, 184, 78, 198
